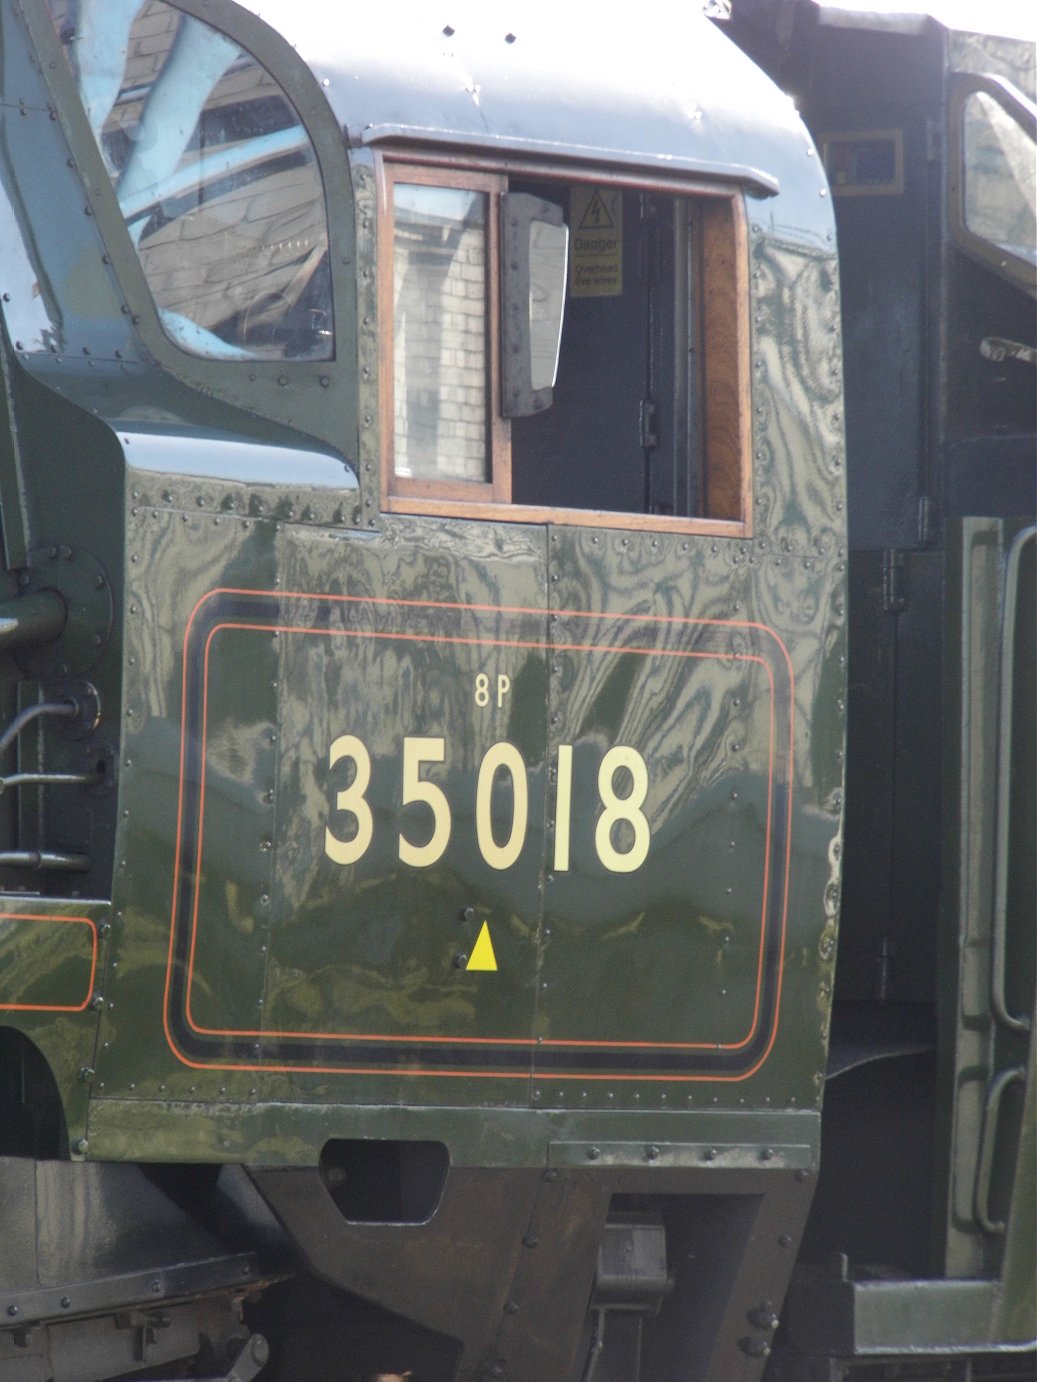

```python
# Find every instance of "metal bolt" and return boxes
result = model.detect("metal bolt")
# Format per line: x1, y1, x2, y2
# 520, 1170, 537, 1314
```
646, 1145, 660, 1161
739, 1335, 771, 1358
453, 953, 468, 969
79, 1066, 94, 1083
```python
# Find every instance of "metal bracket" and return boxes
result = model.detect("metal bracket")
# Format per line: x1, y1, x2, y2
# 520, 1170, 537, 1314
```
980, 336, 1037, 368
882, 549, 907, 613
152, 1333, 269, 1382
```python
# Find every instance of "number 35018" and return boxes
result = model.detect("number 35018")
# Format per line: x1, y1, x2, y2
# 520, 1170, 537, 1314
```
324, 736, 650, 874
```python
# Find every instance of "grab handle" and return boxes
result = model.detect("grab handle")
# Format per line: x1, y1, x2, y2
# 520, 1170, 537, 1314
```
973, 1065, 1026, 1234
990, 526, 1035, 1036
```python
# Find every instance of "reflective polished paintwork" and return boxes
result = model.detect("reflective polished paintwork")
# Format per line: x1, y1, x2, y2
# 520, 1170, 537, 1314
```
0, 0, 846, 1163
83, 194, 845, 1152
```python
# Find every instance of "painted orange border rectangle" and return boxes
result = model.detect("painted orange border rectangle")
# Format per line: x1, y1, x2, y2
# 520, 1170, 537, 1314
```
165, 589, 794, 1083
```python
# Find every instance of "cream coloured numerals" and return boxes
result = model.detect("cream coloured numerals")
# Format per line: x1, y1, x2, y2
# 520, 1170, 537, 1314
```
324, 736, 650, 873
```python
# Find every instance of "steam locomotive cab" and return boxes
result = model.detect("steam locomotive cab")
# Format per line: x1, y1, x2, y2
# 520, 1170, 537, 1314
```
0, 2, 1031, 1380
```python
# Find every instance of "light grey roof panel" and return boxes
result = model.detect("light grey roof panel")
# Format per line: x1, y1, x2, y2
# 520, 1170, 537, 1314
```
238, 1, 805, 194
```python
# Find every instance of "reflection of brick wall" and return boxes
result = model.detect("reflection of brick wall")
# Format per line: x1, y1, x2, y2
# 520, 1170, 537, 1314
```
393, 217, 488, 483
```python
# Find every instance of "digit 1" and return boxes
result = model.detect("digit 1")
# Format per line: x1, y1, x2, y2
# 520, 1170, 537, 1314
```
553, 743, 573, 872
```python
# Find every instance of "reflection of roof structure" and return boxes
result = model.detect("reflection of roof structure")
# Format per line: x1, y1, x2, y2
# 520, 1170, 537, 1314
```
138, 161, 326, 335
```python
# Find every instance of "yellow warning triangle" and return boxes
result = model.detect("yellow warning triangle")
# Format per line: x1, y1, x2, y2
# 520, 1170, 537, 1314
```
466, 921, 498, 972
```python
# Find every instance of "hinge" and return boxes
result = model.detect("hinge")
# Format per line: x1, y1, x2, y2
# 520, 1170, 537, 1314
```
882, 549, 907, 613
917, 494, 934, 546
639, 399, 658, 451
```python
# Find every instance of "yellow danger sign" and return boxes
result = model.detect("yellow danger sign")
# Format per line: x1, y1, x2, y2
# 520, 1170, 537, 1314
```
570, 187, 623, 297
466, 921, 498, 972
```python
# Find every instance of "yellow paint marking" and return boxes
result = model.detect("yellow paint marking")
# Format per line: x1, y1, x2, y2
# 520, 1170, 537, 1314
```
467, 921, 498, 972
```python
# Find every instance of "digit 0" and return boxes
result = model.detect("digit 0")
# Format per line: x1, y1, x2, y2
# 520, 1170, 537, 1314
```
476, 741, 528, 870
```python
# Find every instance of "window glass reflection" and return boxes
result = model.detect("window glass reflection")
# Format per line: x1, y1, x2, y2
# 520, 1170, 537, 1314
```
393, 184, 489, 483
48, 0, 332, 360
963, 90, 1036, 267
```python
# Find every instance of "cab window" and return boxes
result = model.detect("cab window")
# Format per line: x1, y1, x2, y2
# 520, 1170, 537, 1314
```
381, 158, 750, 532
47, 0, 332, 361
949, 72, 1037, 296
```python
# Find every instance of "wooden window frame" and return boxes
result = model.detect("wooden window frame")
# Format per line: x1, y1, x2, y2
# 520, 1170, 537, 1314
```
378, 152, 751, 538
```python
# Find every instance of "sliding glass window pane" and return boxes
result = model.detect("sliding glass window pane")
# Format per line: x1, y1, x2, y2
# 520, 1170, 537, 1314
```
393, 184, 489, 483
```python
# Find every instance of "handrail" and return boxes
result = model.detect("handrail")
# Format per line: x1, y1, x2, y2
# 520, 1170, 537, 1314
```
973, 1064, 1026, 1234
990, 525, 1035, 1036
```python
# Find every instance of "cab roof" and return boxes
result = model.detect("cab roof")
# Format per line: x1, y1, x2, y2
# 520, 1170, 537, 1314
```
234, 0, 803, 196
